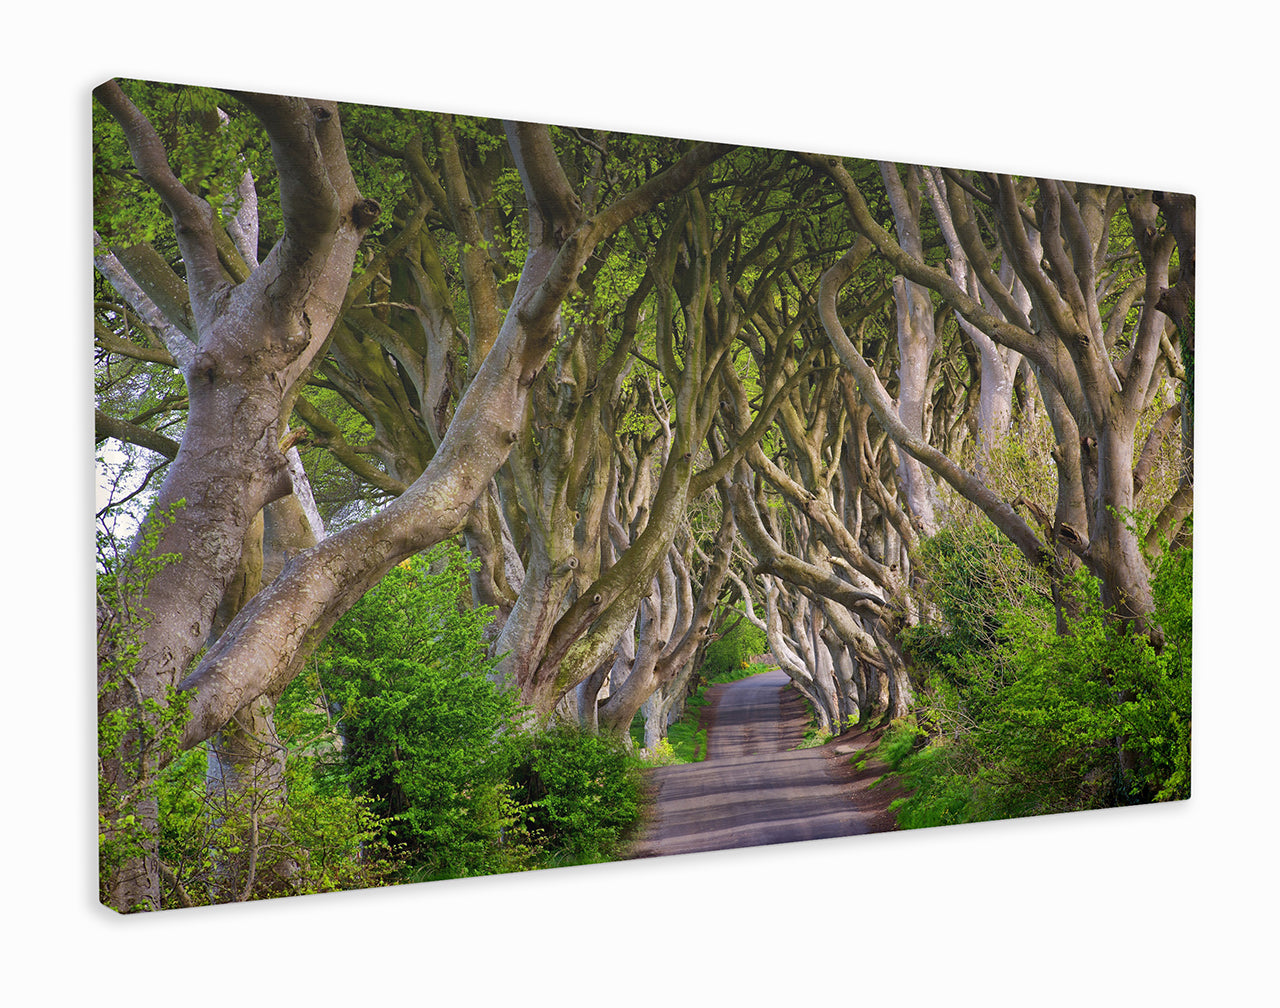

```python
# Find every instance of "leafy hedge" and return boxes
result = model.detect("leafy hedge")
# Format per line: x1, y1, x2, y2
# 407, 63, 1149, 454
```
295, 541, 643, 880
151, 541, 646, 904
506, 727, 643, 865
886, 523, 1192, 828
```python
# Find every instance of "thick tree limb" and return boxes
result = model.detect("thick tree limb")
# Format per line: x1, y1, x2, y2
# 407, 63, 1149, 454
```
94, 81, 228, 329
505, 120, 583, 244
516, 140, 732, 338
229, 93, 342, 247
814, 242, 1053, 570
93, 237, 197, 367
798, 153, 1054, 371
175, 131, 728, 748
96, 408, 179, 459
437, 119, 504, 365
292, 396, 408, 497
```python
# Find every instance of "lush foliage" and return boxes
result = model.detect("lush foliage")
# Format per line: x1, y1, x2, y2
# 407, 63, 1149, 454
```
154, 745, 398, 906
127, 540, 647, 906
291, 542, 643, 879
100, 508, 398, 908
658, 712, 709, 764
93, 82, 271, 248
698, 612, 770, 681
505, 727, 644, 865
885, 523, 1192, 828
97, 507, 189, 910
94, 81, 1195, 909
903, 522, 1036, 662
301, 543, 526, 878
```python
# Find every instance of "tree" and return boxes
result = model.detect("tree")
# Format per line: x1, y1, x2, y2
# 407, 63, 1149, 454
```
801, 154, 1192, 639
95, 78, 727, 910
96, 79, 383, 911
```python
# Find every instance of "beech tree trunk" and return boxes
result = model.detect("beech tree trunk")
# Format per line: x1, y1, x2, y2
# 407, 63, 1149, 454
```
96, 83, 728, 909
96, 82, 381, 911
801, 154, 1189, 646
174, 130, 727, 749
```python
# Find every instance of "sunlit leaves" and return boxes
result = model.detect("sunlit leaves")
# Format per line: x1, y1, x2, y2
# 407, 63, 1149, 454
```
93, 80, 271, 248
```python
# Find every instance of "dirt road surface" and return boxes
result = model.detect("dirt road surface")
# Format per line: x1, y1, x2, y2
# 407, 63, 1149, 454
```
628, 668, 897, 858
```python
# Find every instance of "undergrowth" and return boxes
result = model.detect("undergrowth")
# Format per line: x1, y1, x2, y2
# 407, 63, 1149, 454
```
140, 541, 649, 906
878, 521, 1192, 829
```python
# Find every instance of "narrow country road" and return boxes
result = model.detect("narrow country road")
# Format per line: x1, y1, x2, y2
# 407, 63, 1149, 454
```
629, 668, 888, 858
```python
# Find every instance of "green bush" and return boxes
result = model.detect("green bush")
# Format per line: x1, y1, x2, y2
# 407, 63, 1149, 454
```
878, 718, 927, 772
642, 737, 680, 766
327, 654, 524, 877
299, 541, 531, 879
886, 528, 1192, 828
888, 745, 982, 830
290, 540, 648, 877
699, 613, 769, 680
154, 745, 399, 905
111, 532, 666, 903
97, 505, 192, 910
506, 727, 643, 865
900, 520, 1040, 697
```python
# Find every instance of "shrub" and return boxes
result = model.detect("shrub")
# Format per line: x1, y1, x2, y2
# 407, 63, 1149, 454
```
285, 540, 656, 878
97, 505, 190, 910
887, 745, 982, 830
878, 718, 927, 772
506, 727, 644, 865
153, 745, 399, 905
299, 541, 530, 879
642, 737, 680, 766
903, 519, 1042, 661
657, 711, 708, 763
886, 527, 1192, 827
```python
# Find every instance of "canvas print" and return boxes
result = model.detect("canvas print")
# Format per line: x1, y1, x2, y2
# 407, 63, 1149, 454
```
94, 78, 1194, 913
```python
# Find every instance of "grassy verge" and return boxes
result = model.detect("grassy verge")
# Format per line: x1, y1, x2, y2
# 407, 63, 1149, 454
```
633, 662, 776, 764
788, 683, 842, 749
